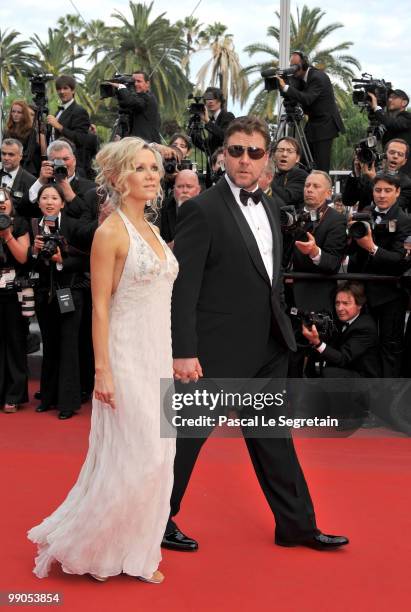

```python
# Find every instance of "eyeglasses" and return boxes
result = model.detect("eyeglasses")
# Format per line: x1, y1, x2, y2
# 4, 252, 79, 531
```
226, 145, 266, 160
387, 149, 406, 157
275, 147, 297, 155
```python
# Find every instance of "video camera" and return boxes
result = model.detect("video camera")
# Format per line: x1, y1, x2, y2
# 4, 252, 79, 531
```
100, 74, 135, 100
348, 210, 398, 240
28, 73, 53, 115
290, 307, 336, 343
186, 94, 206, 128
261, 65, 299, 92
352, 73, 392, 111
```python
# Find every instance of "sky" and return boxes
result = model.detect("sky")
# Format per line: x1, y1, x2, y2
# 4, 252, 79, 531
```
1, 0, 411, 112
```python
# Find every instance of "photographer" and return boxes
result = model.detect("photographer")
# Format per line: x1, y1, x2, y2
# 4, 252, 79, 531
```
160, 169, 201, 245
30, 184, 90, 420
27, 140, 95, 221
111, 71, 161, 143
369, 89, 411, 176
46, 75, 91, 173
0, 139, 36, 218
276, 52, 344, 173
343, 138, 411, 212
0, 188, 30, 413
169, 132, 192, 159
348, 172, 411, 377
271, 137, 307, 209
190, 87, 235, 157
287, 171, 347, 377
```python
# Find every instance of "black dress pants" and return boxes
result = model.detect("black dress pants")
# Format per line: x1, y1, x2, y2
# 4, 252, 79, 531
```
369, 296, 407, 378
36, 289, 84, 412
167, 345, 318, 542
0, 292, 28, 405
308, 138, 334, 174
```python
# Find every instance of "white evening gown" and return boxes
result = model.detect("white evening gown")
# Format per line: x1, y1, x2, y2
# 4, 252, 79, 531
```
28, 209, 178, 579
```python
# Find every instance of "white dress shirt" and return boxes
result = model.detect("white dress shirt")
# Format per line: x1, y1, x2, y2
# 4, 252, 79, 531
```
225, 174, 273, 283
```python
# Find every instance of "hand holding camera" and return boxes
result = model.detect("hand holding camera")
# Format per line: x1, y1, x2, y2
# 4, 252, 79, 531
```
295, 231, 320, 258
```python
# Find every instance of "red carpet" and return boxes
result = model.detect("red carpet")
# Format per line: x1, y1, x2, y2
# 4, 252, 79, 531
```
1, 382, 410, 611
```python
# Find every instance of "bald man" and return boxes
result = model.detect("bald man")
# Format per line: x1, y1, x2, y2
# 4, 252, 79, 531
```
160, 170, 201, 244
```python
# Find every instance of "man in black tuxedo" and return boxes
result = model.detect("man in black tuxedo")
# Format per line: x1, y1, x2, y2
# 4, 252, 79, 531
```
162, 116, 348, 552
276, 52, 344, 173
348, 172, 411, 377
271, 136, 308, 209
160, 169, 201, 244
46, 75, 91, 172
369, 89, 411, 176
27, 140, 95, 220
343, 139, 411, 212
0, 138, 36, 216
113, 71, 161, 143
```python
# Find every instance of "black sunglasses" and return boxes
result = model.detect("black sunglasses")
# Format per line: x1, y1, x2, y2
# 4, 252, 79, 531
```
226, 145, 267, 160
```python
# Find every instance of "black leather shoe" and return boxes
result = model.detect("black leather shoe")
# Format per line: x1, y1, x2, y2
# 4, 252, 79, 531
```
36, 404, 51, 413
58, 411, 75, 420
34, 391, 42, 400
275, 532, 349, 550
161, 528, 198, 551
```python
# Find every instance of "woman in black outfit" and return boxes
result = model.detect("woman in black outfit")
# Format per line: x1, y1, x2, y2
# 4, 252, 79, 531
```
0, 188, 30, 413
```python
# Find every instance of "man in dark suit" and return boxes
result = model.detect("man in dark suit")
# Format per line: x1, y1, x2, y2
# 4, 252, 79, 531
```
27, 140, 95, 220
271, 136, 308, 208
46, 75, 91, 172
276, 52, 344, 173
369, 89, 411, 177
286, 170, 347, 377
162, 116, 348, 553
113, 71, 161, 143
348, 172, 411, 377
160, 169, 201, 244
343, 139, 411, 212
0, 138, 36, 217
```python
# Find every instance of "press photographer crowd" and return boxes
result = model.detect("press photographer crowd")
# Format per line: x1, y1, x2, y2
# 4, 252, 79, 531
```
1, 53, 411, 432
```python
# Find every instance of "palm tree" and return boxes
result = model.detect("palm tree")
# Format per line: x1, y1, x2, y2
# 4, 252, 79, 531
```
82, 20, 113, 64
175, 16, 203, 80
196, 23, 248, 106
89, 2, 191, 120
31, 28, 86, 78
0, 29, 34, 95
55, 14, 87, 72
243, 5, 361, 119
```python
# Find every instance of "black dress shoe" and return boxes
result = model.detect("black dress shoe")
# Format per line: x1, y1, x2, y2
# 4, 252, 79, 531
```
58, 411, 75, 420
34, 391, 42, 400
161, 528, 198, 551
275, 532, 349, 550
36, 404, 51, 413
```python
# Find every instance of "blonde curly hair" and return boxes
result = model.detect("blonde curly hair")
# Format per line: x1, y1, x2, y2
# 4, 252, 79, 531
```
95, 137, 164, 221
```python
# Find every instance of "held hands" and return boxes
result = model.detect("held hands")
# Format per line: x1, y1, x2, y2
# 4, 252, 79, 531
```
352, 224, 376, 252
302, 323, 320, 346
33, 235, 44, 255
51, 247, 63, 264
368, 92, 378, 111
39, 160, 54, 185
295, 232, 320, 258
361, 161, 376, 179
173, 358, 203, 384
94, 369, 116, 409
274, 76, 286, 90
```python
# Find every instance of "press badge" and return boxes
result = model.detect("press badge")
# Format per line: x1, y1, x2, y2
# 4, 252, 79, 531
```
56, 288, 75, 313
388, 220, 397, 233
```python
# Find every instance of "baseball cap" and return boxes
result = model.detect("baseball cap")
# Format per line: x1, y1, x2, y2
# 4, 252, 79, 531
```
389, 89, 409, 104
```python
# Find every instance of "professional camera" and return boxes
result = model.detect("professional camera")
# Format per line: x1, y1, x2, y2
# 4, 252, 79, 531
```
52, 159, 68, 181
164, 158, 194, 175
354, 135, 384, 168
39, 216, 66, 261
14, 275, 38, 317
186, 94, 206, 128
100, 74, 135, 100
352, 73, 392, 111
280, 205, 321, 237
348, 210, 397, 240
290, 307, 336, 343
261, 65, 298, 92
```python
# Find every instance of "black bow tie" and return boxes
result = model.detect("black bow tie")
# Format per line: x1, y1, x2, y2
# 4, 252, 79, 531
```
0, 169, 12, 178
57, 105, 65, 111
239, 188, 263, 206
373, 209, 387, 218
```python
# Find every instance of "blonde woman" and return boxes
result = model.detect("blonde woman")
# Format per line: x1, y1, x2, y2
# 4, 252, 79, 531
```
28, 138, 178, 584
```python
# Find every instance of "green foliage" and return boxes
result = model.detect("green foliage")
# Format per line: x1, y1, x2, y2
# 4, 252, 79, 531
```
331, 93, 369, 169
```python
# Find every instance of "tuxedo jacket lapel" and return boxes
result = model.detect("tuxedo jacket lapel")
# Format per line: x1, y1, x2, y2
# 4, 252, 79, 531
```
219, 179, 271, 285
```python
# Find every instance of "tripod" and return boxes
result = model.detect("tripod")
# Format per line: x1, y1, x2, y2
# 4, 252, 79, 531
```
273, 100, 315, 171
187, 118, 212, 188
110, 110, 131, 141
